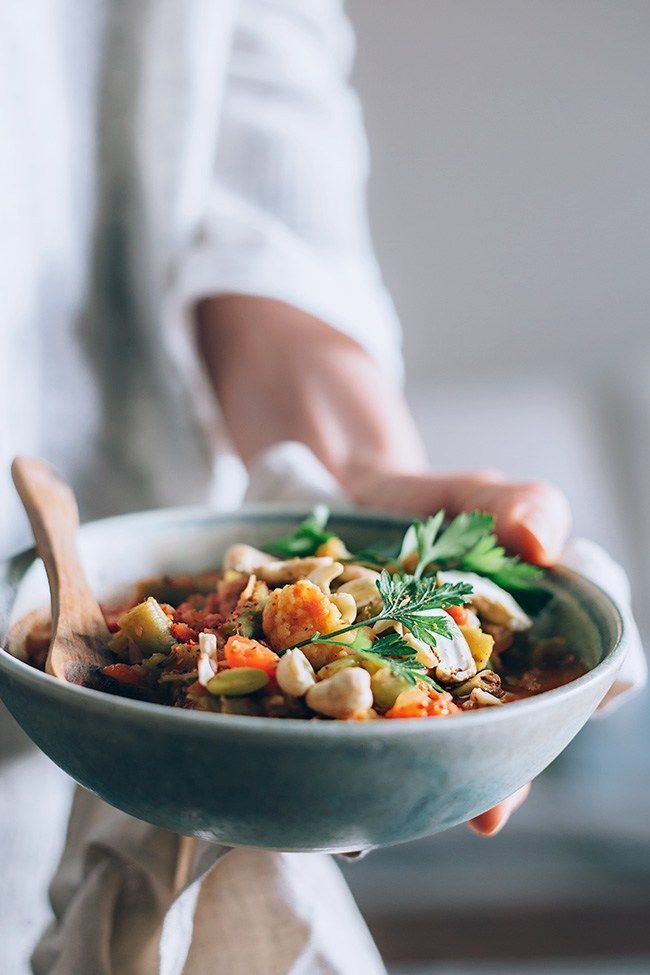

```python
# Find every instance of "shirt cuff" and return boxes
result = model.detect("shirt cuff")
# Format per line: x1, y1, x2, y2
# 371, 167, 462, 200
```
173, 235, 403, 383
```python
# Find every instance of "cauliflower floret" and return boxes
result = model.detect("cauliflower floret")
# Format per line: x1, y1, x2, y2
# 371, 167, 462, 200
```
262, 579, 351, 669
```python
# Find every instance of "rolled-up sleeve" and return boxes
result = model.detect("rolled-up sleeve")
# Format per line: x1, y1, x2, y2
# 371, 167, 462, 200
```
180, 0, 402, 372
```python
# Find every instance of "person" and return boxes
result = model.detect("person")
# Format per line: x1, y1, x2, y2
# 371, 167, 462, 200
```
0, 2, 642, 973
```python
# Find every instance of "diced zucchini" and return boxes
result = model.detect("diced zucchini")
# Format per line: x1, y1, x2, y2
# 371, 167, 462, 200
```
316, 656, 358, 681
354, 651, 390, 676
370, 668, 411, 711
117, 597, 175, 657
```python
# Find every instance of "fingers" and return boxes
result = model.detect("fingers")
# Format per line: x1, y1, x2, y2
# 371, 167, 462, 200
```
450, 478, 572, 566
468, 783, 531, 837
353, 470, 571, 567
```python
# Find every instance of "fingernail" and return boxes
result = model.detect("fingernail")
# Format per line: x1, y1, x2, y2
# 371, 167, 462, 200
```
468, 808, 510, 837
519, 507, 562, 563
481, 810, 510, 837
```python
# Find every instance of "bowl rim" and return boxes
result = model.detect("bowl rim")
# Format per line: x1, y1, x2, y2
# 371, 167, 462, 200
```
0, 503, 626, 738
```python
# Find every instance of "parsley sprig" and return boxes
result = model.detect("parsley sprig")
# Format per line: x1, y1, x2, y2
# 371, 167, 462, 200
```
358, 632, 445, 689
265, 505, 544, 591
402, 510, 544, 590
341, 509, 543, 590
306, 631, 442, 688
458, 531, 544, 590
283, 570, 470, 653
375, 572, 472, 642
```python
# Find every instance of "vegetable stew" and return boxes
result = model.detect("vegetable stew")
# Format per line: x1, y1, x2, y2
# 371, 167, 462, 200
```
22, 510, 586, 720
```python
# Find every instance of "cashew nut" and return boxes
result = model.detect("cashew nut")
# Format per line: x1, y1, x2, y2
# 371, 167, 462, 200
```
469, 687, 504, 707
306, 667, 373, 718
401, 630, 438, 669
338, 564, 380, 583
276, 648, 316, 697
223, 544, 274, 574
329, 591, 357, 625
306, 561, 344, 594
336, 575, 382, 614
257, 556, 335, 585
223, 545, 339, 587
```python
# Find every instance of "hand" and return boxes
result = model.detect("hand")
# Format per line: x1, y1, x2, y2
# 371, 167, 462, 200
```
468, 783, 532, 836
350, 467, 571, 835
349, 468, 571, 567
197, 300, 571, 833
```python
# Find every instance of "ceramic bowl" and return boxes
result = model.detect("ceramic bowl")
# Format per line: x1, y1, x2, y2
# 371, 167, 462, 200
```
0, 506, 625, 852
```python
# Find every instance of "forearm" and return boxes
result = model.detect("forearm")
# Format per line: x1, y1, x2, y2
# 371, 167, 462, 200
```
196, 294, 570, 564
196, 295, 427, 489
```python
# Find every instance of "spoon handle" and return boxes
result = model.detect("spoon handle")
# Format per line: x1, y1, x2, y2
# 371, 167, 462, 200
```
11, 456, 109, 679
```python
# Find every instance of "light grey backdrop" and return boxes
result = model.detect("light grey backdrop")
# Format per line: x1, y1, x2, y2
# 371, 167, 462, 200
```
343, 3, 650, 965
348, 0, 650, 584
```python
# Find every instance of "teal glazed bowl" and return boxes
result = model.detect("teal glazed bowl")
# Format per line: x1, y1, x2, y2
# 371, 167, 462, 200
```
0, 506, 626, 852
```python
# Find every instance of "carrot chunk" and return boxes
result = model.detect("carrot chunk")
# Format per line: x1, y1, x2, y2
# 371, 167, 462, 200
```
101, 663, 145, 686
446, 604, 470, 627
224, 635, 279, 677
385, 686, 460, 719
171, 622, 198, 644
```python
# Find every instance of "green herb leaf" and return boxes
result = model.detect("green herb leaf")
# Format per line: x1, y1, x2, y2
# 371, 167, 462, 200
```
397, 523, 420, 563
360, 632, 443, 689
375, 571, 472, 644
398, 509, 544, 591
350, 542, 400, 567
459, 534, 543, 590
418, 511, 494, 572
410, 511, 445, 578
308, 631, 443, 690
265, 506, 333, 558
281, 571, 472, 656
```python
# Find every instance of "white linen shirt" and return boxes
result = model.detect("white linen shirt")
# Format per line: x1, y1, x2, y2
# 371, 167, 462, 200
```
0, 0, 401, 558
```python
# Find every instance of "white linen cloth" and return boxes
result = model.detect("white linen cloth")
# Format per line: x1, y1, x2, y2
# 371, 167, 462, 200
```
0, 8, 399, 963
28, 441, 646, 975
0, 0, 401, 560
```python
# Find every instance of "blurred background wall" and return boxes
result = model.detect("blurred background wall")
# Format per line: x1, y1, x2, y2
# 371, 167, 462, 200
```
340, 2, 650, 971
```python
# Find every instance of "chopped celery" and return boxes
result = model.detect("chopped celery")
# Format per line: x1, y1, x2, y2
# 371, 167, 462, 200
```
142, 652, 168, 670
223, 579, 269, 639
158, 671, 198, 684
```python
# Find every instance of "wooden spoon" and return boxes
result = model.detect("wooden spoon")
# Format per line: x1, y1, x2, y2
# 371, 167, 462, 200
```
12, 456, 111, 684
